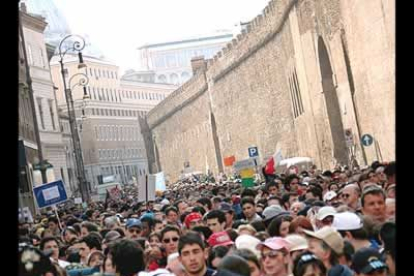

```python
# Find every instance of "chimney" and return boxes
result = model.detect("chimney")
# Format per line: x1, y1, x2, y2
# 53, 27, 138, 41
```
191, 56, 206, 74
20, 2, 27, 13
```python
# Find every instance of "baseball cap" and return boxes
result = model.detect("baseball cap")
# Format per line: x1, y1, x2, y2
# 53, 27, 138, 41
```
323, 191, 338, 202
220, 202, 233, 213
332, 212, 363, 231
103, 230, 121, 244
351, 247, 387, 274
262, 205, 284, 221
184, 212, 203, 228
302, 226, 344, 255
126, 218, 142, 229
235, 234, 261, 258
285, 234, 308, 252
256, 237, 290, 251
316, 206, 337, 221
207, 231, 234, 248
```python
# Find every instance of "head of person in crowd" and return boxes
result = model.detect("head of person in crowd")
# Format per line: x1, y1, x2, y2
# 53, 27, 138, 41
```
266, 181, 280, 197
250, 220, 266, 234
40, 236, 60, 263
19, 245, 57, 276
290, 201, 306, 218
292, 251, 326, 276
267, 195, 283, 207
220, 202, 235, 229
141, 215, 154, 237
281, 192, 299, 211
323, 191, 340, 207
102, 230, 121, 251
109, 239, 145, 276
268, 214, 294, 238
285, 234, 309, 262
383, 161, 395, 186
80, 221, 99, 237
361, 186, 386, 222
256, 201, 266, 214
196, 198, 213, 213
178, 232, 210, 276
385, 184, 395, 199
87, 250, 104, 267
237, 224, 257, 236
339, 183, 361, 211
328, 182, 340, 193
380, 221, 395, 276
217, 255, 251, 276
351, 247, 388, 276
358, 172, 373, 190
47, 216, 60, 235
153, 218, 166, 232
174, 200, 188, 216
76, 233, 102, 265
212, 196, 223, 211
367, 169, 380, 185
208, 245, 230, 269
192, 226, 213, 244
385, 198, 395, 221
303, 226, 344, 271
241, 188, 257, 199
161, 225, 181, 257
148, 232, 162, 248
314, 206, 336, 230
125, 218, 143, 240
332, 212, 372, 252
285, 175, 300, 193
232, 248, 261, 276
262, 205, 285, 226
104, 216, 120, 230
207, 230, 235, 249
256, 237, 291, 276
165, 207, 179, 225
288, 216, 313, 236
305, 186, 323, 202
241, 197, 260, 222
63, 226, 79, 245
206, 210, 226, 233
185, 212, 204, 230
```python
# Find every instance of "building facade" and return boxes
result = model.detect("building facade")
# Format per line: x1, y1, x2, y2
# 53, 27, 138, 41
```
50, 54, 177, 189
133, 32, 234, 85
144, 0, 395, 181
21, 7, 71, 194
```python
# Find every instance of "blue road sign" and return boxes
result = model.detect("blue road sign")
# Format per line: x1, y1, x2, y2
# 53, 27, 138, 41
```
248, 146, 259, 158
33, 180, 68, 209
361, 134, 374, 147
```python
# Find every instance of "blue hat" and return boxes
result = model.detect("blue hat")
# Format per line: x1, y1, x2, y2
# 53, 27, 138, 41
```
351, 248, 387, 274
126, 218, 142, 229
140, 212, 154, 220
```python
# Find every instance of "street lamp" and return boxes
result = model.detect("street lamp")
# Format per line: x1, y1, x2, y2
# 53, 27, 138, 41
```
58, 34, 90, 203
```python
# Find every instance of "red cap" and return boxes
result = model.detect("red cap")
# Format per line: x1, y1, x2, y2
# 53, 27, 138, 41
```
184, 212, 202, 228
207, 231, 234, 248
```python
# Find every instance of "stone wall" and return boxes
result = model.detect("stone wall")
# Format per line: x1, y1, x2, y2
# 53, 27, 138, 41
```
146, 0, 395, 181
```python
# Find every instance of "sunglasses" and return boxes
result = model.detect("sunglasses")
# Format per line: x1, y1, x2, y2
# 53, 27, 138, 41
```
163, 237, 179, 243
340, 193, 350, 199
129, 228, 141, 234
261, 250, 282, 260
322, 217, 334, 224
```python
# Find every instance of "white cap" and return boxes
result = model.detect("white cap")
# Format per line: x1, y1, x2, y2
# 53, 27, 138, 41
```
332, 212, 363, 231
235, 234, 261, 259
285, 234, 309, 252
316, 206, 337, 220
323, 191, 338, 202
161, 198, 170, 205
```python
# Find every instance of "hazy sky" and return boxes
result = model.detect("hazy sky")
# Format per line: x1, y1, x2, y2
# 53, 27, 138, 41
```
55, 0, 271, 73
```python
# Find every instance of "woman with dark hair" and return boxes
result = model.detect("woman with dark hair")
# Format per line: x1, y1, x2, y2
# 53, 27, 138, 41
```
268, 215, 293, 238
208, 245, 230, 269
232, 248, 261, 276
293, 251, 327, 276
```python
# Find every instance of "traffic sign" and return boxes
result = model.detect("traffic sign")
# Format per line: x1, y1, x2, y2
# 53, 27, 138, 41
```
33, 180, 68, 209
361, 134, 374, 147
248, 146, 259, 158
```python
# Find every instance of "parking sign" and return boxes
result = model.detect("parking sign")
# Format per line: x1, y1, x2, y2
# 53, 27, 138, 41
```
248, 146, 259, 158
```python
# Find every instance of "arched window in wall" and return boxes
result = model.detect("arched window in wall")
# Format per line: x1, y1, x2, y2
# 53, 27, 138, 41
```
158, 75, 167, 83
170, 73, 179, 85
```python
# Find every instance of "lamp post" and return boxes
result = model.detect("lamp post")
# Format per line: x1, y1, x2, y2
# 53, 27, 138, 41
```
58, 34, 90, 203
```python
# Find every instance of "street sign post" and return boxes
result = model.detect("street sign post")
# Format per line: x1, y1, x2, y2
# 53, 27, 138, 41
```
33, 180, 68, 209
361, 134, 374, 147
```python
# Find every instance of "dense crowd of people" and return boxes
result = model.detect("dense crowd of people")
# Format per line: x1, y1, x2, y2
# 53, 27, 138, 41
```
18, 161, 396, 276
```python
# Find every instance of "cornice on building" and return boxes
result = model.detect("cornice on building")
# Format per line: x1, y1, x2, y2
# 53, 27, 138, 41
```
20, 11, 48, 33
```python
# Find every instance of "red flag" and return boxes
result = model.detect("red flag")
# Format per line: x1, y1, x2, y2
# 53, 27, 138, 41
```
265, 157, 275, 175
